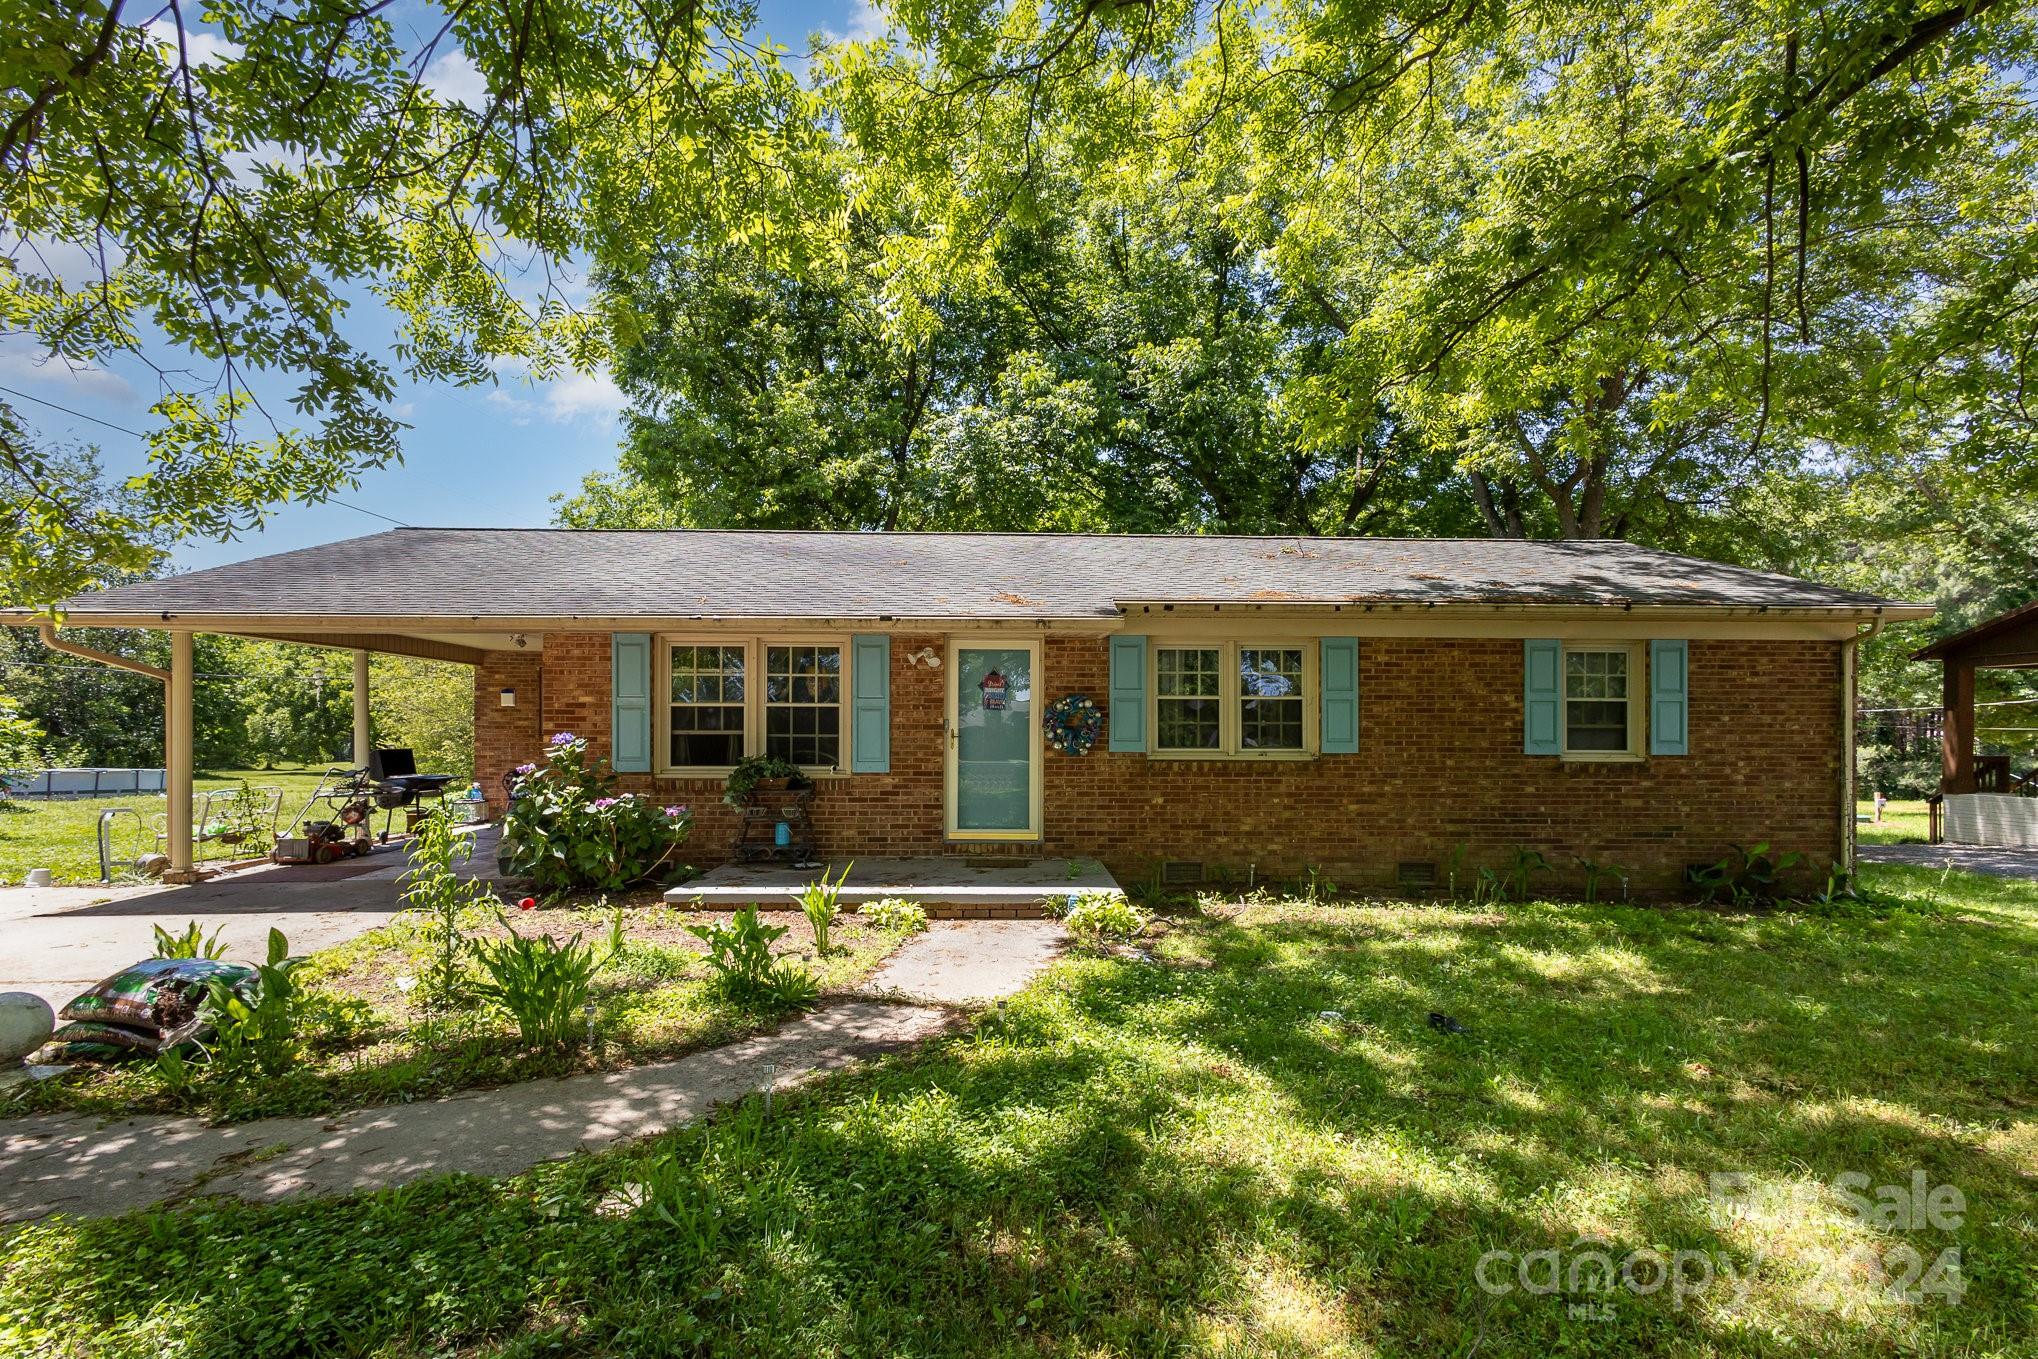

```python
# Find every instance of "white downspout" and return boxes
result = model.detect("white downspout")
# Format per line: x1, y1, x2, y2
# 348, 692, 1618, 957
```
1844, 612, 1887, 877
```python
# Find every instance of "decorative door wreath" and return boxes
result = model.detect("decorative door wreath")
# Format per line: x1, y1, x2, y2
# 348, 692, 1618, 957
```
1043, 694, 1104, 756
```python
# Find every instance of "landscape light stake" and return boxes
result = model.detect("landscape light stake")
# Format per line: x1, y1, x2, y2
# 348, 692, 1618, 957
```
584, 1000, 598, 1050
764, 1061, 777, 1117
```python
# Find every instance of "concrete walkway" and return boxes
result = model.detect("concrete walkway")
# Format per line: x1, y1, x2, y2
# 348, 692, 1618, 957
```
1860, 842, 2038, 881
0, 918, 1063, 1224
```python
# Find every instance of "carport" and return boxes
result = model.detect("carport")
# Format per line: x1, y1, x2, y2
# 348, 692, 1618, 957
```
11, 619, 499, 881
1917, 599, 2038, 845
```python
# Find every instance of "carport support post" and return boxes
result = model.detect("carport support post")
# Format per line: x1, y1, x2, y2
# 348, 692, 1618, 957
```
1942, 657, 1976, 794
165, 630, 196, 882
352, 648, 371, 766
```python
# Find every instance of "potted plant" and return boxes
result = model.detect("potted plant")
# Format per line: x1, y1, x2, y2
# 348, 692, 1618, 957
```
723, 755, 811, 806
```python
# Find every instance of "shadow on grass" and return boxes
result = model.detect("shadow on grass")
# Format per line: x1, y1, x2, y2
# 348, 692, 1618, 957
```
4, 878, 2036, 1357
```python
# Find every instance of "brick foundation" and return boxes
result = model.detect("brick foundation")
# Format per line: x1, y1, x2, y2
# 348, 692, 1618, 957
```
475, 631, 1846, 895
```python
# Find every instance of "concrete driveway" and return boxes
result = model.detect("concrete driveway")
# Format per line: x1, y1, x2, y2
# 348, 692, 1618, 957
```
0, 825, 499, 1012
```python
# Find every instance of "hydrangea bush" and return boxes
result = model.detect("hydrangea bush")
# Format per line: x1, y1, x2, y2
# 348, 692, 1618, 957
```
501, 733, 693, 894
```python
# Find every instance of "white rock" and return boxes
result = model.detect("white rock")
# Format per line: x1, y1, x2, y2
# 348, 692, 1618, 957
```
0, 993, 56, 1065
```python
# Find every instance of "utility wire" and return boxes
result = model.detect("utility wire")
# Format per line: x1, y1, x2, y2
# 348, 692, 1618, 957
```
0, 381, 413, 527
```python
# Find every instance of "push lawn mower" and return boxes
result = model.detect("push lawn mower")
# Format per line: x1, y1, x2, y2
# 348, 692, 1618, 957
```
271, 748, 454, 865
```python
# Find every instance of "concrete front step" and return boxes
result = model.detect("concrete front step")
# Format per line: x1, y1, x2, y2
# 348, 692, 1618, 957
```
665, 855, 1122, 914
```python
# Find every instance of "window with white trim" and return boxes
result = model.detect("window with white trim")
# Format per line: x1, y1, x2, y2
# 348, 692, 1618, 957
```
1562, 646, 1636, 755
662, 638, 848, 773
1155, 647, 1223, 750
764, 644, 843, 766
1238, 646, 1306, 750
668, 643, 748, 767
1151, 641, 1314, 756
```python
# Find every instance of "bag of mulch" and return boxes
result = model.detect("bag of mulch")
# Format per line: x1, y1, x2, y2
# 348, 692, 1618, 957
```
61, 958, 254, 1028
51, 958, 257, 1060
43, 1019, 164, 1061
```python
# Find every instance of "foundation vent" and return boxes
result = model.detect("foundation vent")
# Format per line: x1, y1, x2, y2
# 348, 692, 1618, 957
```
1396, 861, 1438, 889
1161, 860, 1204, 886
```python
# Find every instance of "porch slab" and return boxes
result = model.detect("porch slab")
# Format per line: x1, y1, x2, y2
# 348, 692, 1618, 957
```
665, 856, 1120, 916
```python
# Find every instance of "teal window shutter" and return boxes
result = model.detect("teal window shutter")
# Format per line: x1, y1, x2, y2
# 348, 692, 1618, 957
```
1649, 639, 1689, 756
1320, 637, 1359, 754
1108, 635, 1147, 752
1523, 638, 1561, 756
851, 634, 891, 773
611, 633, 651, 773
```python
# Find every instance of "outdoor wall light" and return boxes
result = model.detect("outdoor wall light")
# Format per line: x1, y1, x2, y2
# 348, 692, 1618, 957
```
500, 687, 517, 708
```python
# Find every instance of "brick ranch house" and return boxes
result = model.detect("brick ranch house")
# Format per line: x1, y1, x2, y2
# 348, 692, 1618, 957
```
17, 529, 1928, 892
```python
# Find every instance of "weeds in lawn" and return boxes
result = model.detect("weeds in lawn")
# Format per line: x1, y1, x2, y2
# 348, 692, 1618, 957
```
1476, 847, 1551, 903
1062, 890, 1148, 943
863, 897, 929, 934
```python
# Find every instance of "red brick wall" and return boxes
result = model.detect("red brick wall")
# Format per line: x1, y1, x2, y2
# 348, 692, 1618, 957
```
474, 650, 542, 813
473, 632, 1845, 893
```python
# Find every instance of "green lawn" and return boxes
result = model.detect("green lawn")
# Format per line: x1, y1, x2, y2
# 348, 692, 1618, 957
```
0, 767, 345, 885
4, 863, 2034, 1357
1857, 798, 1932, 845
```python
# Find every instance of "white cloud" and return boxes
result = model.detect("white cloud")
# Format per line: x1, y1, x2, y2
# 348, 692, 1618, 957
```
423, 51, 489, 111
487, 360, 624, 427
0, 343, 137, 405
817, 0, 888, 46
146, 17, 243, 67
543, 370, 625, 423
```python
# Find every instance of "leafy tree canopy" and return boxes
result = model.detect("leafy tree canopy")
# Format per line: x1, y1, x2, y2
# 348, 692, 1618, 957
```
2, 0, 823, 607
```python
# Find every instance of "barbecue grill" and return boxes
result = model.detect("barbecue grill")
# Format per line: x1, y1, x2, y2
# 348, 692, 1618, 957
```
365, 747, 453, 839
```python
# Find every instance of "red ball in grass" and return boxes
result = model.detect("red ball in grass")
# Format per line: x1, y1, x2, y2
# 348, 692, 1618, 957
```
519, 897, 536, 911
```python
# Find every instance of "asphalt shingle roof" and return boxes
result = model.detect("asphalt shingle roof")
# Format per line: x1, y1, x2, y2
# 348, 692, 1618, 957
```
45, 529, 1913, 621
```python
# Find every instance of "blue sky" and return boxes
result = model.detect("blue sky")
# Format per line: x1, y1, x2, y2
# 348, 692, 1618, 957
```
1, 0, 881, 573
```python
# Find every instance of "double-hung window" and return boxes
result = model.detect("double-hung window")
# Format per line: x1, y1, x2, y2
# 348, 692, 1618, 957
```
663, 638, 847, 773
668, 644, 747, 767
1151, 641, 1313, 756
763, 644, 843, 767
1562, 645, 1639, 756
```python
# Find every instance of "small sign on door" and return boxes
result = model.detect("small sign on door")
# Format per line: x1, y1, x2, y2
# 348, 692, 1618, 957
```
979, 668, 1008, 710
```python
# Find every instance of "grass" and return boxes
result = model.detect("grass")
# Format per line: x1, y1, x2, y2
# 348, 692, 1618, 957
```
0, 766, 339, 885
4, 863, 2035, 1357
1857, 798, 1932, 845
3, 897, 907, 1124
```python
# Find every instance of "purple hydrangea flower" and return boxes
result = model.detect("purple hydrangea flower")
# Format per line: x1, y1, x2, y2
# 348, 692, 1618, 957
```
514, 762, 537, 776
591, 796, 618, 811
664, 805, 688, 818
550, 732, 576, 747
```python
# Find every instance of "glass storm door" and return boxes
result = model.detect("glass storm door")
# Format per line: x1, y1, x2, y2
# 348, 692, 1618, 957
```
947, 641, 1040, 839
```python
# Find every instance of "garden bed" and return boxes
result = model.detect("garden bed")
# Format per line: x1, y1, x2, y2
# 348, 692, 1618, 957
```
3, 895, 909, 1124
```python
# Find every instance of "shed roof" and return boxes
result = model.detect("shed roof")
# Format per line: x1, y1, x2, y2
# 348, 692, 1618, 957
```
1912, 598, 2038, 665
29, 529, 1925, 624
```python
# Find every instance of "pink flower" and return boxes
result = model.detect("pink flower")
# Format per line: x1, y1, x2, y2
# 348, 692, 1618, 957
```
592, 796, 618, 811
664, 805, 688, 818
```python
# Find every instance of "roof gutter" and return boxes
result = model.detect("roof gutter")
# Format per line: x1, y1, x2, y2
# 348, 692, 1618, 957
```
1117, 600, 1937, 621
36, 622, 171, 683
